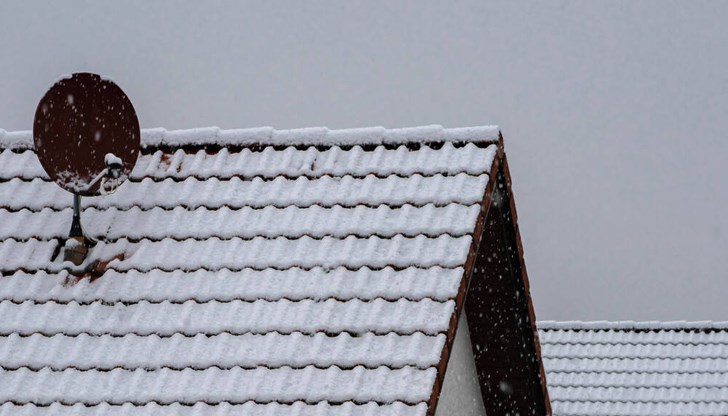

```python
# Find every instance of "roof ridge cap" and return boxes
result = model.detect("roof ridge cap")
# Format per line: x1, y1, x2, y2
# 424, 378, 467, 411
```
1, 125, 500, 151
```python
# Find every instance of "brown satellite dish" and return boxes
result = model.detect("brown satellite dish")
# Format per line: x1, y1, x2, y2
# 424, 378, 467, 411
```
34, 72, 140, 197
33, 73, 140, 265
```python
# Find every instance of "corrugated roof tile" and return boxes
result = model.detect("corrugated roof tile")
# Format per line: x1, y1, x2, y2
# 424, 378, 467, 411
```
0, 143, 496, 181
0, 366, 436, 404
0, 267, 463, 303
0, 204, 480, 241
0, 332, 445, 371
0, 174, 488, 211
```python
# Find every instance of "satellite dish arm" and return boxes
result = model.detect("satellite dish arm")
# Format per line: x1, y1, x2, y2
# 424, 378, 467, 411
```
85, 153, 123, 193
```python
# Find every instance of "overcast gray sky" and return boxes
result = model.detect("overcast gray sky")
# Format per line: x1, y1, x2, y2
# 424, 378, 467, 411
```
2, 1, 727, 321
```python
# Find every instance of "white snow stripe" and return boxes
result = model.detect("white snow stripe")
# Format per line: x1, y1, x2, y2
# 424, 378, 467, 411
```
0, 298, 454, 336
0, 173, 488, 211
0, 130, 32, 150
546, 370, 728, 389
550, 400, 728, 416
0, 125, 499, 150
0, 204, 480, 241
0, 235, 472, 273
538, 320, 728, 331
0, 366, 435, 405
547, 386, 728, 403
0, 239, 56, 271
0, 402, 428, 416
541, 342, 728, 360
140, 142, 494, 180
0, 150, 45, 180
0, 143, 495, 181
0, 332, 445, 370
542, 357, 728, 375
0, 267, 464, 303
152, 125, 498, 147
539, 328, 728, 345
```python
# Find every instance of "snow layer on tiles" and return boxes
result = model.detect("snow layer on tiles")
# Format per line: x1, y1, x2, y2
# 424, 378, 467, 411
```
132, 142, 495, 180
539, 327, 728, 345
0, 240, 57, 271
0, 204, 480, 241
0, 125, 499, 150
544, 356, 728, 374
547, 386, 728, 404
547, 370, 728, 388
0, 267, 463, 303
0, 130, 33, 150
0, 366, 436, 404
541, 341, 728, 360
539, 320, 728, 331
0, 143, 496, 181
0, 332, 445, 370
0, 235, 471, 273
142, 125, 499, 148
0, 402, 428, 416
0, 298, 454, 336
0, 174, 488, 211
549, 401, 728, 416
0, 150, 48, 180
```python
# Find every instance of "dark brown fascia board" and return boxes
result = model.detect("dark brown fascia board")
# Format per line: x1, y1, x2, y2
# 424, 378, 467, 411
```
501, 153, 552, 415
426, 134, 552, 416
426, 135, 504, 416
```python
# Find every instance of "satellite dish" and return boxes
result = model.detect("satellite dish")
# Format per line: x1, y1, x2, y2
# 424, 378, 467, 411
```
33, 72, 140, 196
33, 73, 140, 265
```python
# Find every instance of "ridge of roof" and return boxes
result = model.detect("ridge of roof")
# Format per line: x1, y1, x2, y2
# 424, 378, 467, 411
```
0, 125, 500, 151
538, 320, 728, 331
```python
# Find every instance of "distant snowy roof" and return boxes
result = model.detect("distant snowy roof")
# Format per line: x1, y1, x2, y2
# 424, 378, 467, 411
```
0, 125, 499, 415
539, 321, 728, 416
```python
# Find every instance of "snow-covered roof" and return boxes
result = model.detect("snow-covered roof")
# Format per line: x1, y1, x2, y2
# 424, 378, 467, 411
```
0, 125, 499, 415
539, 321, 728, 416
